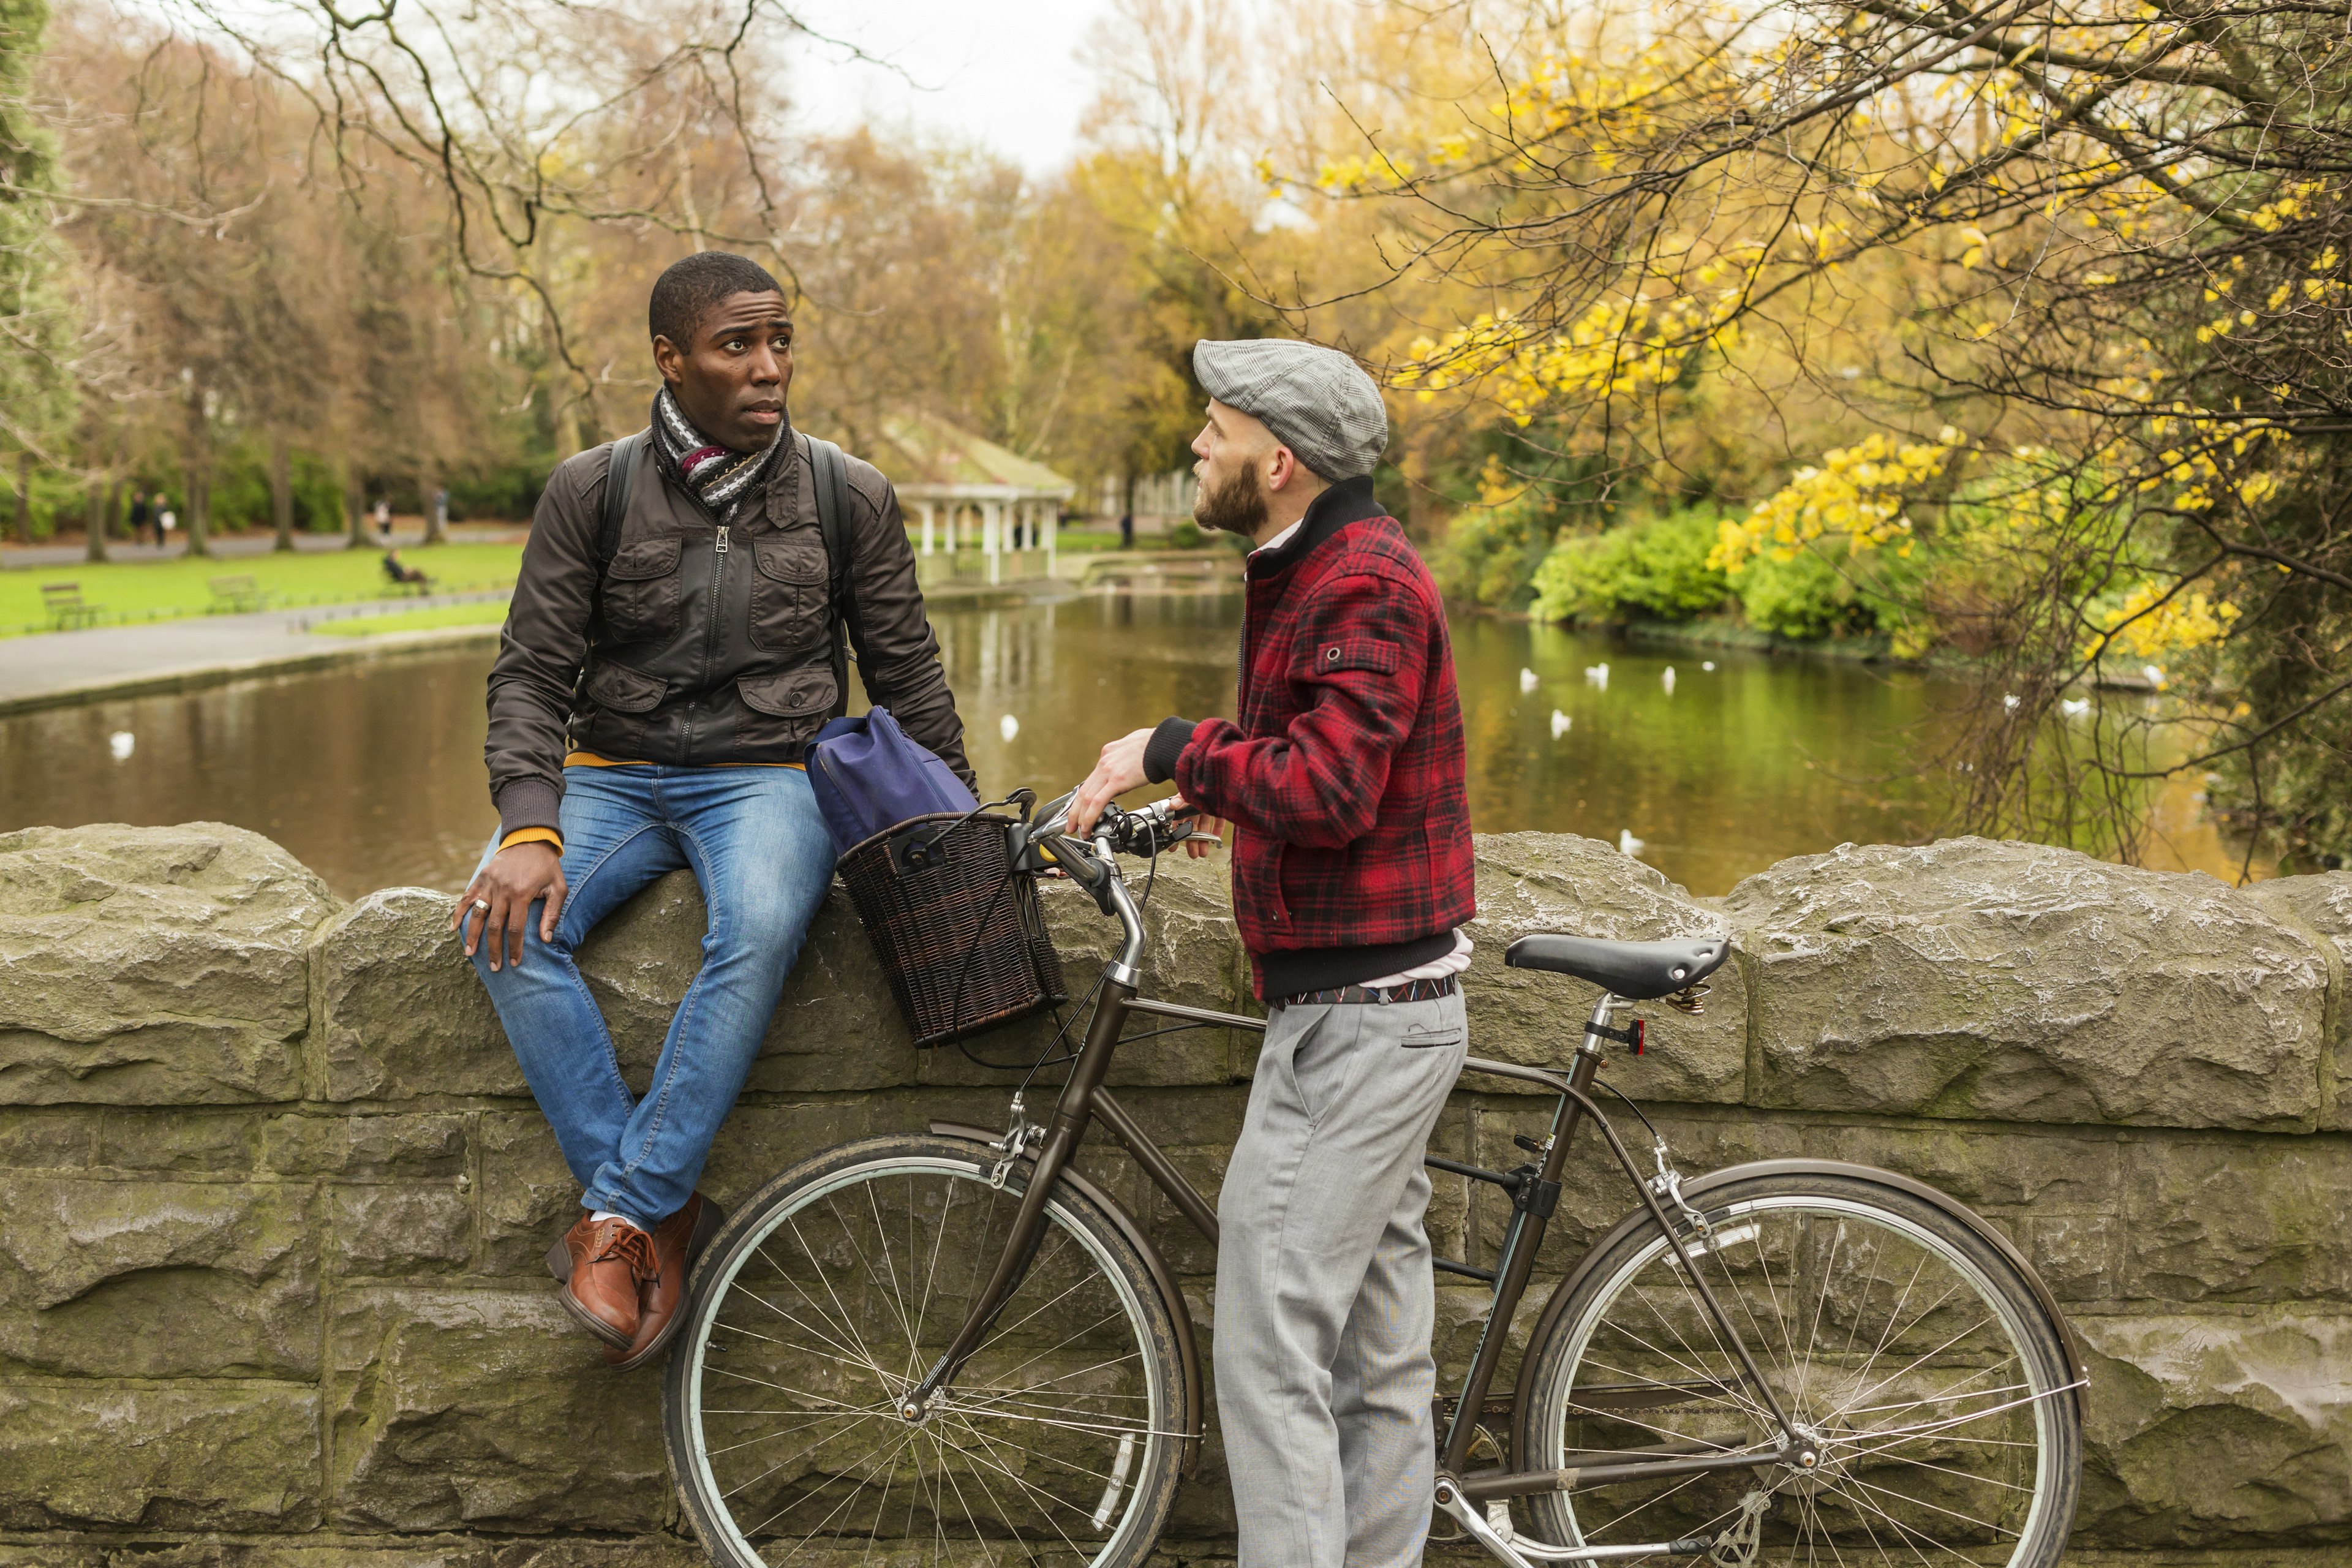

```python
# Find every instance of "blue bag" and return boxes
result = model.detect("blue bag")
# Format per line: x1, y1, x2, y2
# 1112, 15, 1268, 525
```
806, 708, 980, 859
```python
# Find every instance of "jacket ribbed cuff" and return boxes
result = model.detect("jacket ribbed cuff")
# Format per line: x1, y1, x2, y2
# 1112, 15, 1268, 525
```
493, 777, 563, 843
1143, 717, 1200, 785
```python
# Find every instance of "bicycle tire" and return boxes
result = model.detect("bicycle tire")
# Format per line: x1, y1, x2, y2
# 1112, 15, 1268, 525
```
662, 1133, 1186, 1568
1512, 1170, 2082, 1567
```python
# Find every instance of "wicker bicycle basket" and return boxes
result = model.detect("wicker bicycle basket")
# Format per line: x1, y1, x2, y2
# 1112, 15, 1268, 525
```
834, 811, 1068, 1048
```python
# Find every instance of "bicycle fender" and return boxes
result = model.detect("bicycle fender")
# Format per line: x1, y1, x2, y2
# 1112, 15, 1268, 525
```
1510, 1156, 2089, 1469
928, 1120, 1205, 1476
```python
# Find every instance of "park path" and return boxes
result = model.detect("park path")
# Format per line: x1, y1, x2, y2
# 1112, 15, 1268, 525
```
0, 521, 527, 570
0, 592, 508, 715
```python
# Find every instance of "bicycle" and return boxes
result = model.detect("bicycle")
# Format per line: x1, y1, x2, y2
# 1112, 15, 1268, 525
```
660, 791, 2089, 1568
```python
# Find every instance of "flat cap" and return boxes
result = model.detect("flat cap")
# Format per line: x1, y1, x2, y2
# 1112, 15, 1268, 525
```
1193, 338, 1388, 481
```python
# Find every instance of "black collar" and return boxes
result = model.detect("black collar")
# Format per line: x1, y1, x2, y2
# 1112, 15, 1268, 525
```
1245, 475, 1383, 581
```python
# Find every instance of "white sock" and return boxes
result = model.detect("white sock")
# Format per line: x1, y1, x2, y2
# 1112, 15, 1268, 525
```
589, 1209, 645, 1230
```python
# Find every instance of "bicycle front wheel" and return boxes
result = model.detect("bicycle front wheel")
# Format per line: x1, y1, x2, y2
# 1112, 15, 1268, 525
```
1515, 1170, 2082, 1567
663, 1133, 1186, 1568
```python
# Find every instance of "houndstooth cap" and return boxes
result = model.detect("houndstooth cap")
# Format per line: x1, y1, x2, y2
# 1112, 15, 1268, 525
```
1193, 338, 1388, 481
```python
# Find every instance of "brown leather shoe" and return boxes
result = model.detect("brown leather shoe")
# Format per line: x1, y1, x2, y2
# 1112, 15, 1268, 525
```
547, 1214, 657, 1349
602, 1192, 726, 1372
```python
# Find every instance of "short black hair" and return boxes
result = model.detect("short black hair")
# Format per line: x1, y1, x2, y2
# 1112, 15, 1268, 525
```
648, 252, 786, 347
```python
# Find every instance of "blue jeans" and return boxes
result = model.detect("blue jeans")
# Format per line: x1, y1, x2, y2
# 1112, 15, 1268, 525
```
470, 764, 835, 1229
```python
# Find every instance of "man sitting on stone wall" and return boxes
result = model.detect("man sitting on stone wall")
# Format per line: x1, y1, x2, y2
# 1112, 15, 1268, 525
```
451, 251, 971, 1370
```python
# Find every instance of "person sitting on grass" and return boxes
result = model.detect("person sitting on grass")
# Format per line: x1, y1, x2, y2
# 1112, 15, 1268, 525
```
382, 549, 432, 587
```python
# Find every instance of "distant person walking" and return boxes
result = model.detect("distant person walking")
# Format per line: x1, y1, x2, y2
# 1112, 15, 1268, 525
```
157, 503, 176, 548
127, 492, 149, 547
1118, 511, 1134, 549
374, 498, 393, 543
434, 486, 450, 532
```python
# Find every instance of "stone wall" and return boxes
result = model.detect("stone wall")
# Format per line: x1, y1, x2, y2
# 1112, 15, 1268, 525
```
1, 821, 2347, 1568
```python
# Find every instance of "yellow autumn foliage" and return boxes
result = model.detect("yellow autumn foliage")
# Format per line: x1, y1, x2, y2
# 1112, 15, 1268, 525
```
1710, 431, 1959, 573
2085, 582, 2241, 661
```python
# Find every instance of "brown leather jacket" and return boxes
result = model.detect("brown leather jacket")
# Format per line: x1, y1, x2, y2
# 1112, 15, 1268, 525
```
485, 427, 971, 842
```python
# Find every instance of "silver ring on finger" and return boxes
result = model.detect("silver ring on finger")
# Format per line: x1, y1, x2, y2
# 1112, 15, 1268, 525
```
472, 899, 491, 914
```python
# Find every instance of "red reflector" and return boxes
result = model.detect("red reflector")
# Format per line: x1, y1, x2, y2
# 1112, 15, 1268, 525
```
1632, 1019, 1647, 1055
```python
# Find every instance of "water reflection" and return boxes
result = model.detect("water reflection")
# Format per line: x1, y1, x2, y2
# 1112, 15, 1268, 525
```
0, 590, 2256, 898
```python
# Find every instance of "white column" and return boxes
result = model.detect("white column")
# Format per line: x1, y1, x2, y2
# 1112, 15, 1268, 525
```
919, 502, 934, 557
1046, 500, 1058, 575
984, 500, 1001, 586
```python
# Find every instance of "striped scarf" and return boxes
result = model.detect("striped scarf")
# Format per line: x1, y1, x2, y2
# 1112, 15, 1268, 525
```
650, 387, 785, 521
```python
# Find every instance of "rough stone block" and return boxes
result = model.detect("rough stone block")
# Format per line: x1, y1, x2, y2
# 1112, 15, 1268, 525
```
475, 1113, 580, 1276
259, 1111, 470, 1181
2117, 1136, 2352, 1304
2076, 1310, 2352, 1545
328, 1284, 668, 1532
332, 1183, 474, 1275
1727, 839, 2328, 1129
96, 1109, 259, 1174
314, 887, 517, 1101
2024, 1211, 2122, 1302
2246, 870, 2352, 1129
1801, 1120, 2122, 1212
0, 1379, 321, 1530
1464, 834, 1747, 1104
0, 1109, 93, 1170
0, 1177, 320, 1379
0, 1545, 106, 1567
0, 824, 336, 1105
72, 1542, 710, 1568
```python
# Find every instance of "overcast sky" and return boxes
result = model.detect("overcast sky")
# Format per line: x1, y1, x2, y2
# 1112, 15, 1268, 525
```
781, 1, 1110, 173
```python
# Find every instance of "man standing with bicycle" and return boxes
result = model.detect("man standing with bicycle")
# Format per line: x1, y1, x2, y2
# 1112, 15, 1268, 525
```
451, 251, 970, 1373
1072, 338, 1475, 1568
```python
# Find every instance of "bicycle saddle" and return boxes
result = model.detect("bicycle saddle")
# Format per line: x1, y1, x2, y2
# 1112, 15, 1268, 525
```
1504, 933, 1730, 1000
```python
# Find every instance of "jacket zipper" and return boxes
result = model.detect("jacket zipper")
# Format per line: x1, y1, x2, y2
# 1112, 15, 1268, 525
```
692, 524, 729, 758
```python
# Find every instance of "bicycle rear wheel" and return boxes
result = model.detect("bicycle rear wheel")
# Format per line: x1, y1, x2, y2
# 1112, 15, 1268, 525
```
1513, 1170, 2082, 1567
663, 1133, 1186, 1568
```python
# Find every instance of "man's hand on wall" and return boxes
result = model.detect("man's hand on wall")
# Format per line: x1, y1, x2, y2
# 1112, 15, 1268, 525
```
453, 842, 567, 971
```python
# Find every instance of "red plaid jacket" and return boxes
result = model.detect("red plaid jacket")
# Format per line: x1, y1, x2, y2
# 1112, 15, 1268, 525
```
1144, 477, 1476, 998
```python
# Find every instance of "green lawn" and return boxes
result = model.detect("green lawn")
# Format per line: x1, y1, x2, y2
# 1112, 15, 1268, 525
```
310, 600, 511, 638
1, 545, 524, 636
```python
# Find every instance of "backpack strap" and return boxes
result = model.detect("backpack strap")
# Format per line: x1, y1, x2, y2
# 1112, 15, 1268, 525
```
805, 434, 856, 718
597, 429, 646, 570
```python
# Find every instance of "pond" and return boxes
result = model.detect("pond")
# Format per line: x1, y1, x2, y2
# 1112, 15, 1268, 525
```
0, 589, 2250, 899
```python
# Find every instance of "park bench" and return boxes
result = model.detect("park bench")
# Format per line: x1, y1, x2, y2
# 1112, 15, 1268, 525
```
208, 575, 270, 614
40, 582, 101, 630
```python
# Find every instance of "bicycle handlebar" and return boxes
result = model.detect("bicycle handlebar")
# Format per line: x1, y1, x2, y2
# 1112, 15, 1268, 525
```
1020, 788, 1207, 982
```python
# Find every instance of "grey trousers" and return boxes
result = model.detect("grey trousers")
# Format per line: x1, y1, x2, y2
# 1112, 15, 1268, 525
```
1214, 992, 1469, 1568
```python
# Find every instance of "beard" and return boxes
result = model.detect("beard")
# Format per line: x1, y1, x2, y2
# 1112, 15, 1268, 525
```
1193, 463, 1268, 536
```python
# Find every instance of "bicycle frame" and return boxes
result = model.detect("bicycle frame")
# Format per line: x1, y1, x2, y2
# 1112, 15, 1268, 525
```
898, 829, 1809, 1555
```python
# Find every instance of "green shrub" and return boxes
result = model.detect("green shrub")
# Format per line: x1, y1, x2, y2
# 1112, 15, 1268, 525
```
1733, 545, 1880, 639
1434, 489, 1556, 608
1529, 510, 1731, 623
1168, 518, 1204, 549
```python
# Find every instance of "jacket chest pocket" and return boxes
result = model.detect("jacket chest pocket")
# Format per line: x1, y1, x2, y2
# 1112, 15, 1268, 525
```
601, 537, 683, 643
749, 532, 829, 652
